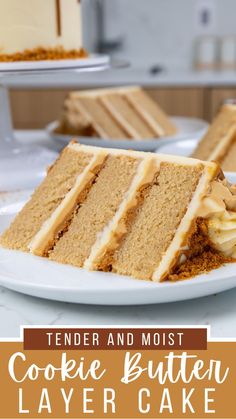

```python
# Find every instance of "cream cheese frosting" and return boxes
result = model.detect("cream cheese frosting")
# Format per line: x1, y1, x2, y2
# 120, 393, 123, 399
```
198, 179, 236, 258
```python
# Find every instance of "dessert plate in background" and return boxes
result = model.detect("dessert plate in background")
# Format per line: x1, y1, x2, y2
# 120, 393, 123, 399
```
0, 186, 236, 306
157, 138, 198, 157
46, 117, 208, 152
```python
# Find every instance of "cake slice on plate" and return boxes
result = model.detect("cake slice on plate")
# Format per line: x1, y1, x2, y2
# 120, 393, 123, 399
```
1, 142, 236, 282
192, 104, 236, 171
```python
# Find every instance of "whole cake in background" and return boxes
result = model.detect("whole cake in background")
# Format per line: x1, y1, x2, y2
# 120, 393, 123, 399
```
55, 86, 177, 140
192, 104, 236, 172
1, 142, 236, 282
0, 0, 86, 61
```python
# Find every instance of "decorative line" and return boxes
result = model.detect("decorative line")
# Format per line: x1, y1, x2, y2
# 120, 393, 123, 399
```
55, 0, 62, 37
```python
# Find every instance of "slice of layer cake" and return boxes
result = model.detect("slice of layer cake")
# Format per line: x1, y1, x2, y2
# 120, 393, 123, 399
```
192, 104, 236, 171
56, 87, 177, 140
1, 142, 236, 282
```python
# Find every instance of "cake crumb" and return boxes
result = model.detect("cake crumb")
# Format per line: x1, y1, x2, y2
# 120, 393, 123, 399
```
167, 250, 232, 281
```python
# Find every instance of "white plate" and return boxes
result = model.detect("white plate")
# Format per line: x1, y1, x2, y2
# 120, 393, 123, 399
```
47, 117, 208, 152
0, 54, 110, 72
157, 138, 199, 157
0, 188, 236, 305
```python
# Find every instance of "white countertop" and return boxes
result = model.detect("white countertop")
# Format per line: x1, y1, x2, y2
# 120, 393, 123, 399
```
1, 131, 236, 340
2, 66, 236, 88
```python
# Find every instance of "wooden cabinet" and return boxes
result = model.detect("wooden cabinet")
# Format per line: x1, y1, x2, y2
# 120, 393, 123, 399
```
9, 86, 236, 129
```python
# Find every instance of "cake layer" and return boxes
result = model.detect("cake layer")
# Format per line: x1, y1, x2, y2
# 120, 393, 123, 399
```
75, 97, 127, 139
29, 150, 107, 256
0, 147, 94, 251
49, 152, 143, 266
124, 88, 176, 136
0, 0, 82, 55
99, 94, 155, 139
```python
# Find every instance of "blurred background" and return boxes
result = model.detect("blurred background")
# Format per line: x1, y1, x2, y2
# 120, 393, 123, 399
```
10, 0, 236, 128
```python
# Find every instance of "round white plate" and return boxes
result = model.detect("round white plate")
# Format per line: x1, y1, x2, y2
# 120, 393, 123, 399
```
47, 117, 208, 152
0, 54, 110, 72
0, 188, 236, 305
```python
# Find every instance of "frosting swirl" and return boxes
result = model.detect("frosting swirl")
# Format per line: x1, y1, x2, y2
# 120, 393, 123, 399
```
198, 180, 236, 258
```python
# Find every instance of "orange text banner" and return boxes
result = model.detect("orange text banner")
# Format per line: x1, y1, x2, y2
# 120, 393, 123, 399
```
0, 327, 235, 418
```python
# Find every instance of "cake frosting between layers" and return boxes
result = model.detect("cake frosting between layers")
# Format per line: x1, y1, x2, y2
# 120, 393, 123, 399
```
1, 142, 236, 282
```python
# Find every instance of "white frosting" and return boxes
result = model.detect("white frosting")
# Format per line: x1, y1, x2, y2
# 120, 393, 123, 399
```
0, 0, 82, 54
69, 142, 218, 168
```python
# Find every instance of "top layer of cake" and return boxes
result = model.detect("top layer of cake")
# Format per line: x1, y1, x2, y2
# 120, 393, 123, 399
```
0, 0, 82, 57
192, 104, 236, 171
56, 87, 177, 140
2, 142, 236, 282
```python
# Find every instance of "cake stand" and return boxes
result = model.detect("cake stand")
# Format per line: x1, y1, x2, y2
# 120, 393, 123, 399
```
0, 55, 114, 191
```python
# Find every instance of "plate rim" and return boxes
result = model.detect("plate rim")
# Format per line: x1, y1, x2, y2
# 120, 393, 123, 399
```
0, 247, 235, 292
0, 53, 110, 72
